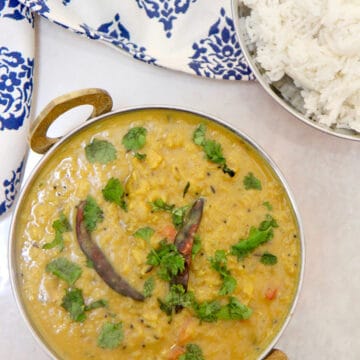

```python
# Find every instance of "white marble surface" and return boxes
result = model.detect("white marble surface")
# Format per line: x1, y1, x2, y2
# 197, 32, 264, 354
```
1, 16, 360, 360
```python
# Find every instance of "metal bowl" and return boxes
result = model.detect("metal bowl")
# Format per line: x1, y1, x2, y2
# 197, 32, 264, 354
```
9, 88, 305, 360
232, 0, 360, 141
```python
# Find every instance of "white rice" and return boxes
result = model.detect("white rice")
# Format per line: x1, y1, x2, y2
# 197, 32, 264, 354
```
241, 0, 360, 131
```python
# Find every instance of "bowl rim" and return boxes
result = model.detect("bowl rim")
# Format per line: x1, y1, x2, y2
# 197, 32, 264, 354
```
9, 104, 305, 360
231, 0, 360, 142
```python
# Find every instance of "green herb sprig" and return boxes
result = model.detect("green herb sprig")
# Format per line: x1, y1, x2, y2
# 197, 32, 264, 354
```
192, 124, 235, 177
102, 178, 127, 211
97, 322, 124, 349
231, 215, 278, 260
149, 198, 189, 229
85, 138, 117, 164
42, 212, 72, 251
46, 257, 82, 286
146, 240, 185, 281
83, 196, 104, 232
122, 127, 147, 159
209, 250, 237, 295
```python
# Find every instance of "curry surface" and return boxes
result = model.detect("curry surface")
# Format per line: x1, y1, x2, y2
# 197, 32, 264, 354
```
15, 109, 301, 360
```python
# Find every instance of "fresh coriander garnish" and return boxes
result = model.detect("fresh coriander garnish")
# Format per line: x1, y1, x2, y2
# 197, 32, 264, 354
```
192, 123, 206, 146
243, 172, 262, 190
42, 212, 72, 252
179, 343, 205, 360
143, 276, 155, 298
149, 198, 175, 212
102, 178, 127, 211
83, 195, 104, 232
263, 201, 273, 211
61, 288, 86, 322
216, 297, 253, 320
231, 215, 278, 260
209, 250, 237, 295
158, 284, 195, 316
193, 297, 252, 322
85, 138, 117, 164
202, 139, 225, 164
134, 152, 146, 160
191, 235, 202, 259
146, 240, 185, 281
134, 226, 155, 243
86, 258, 94, 269
149, 198, 189, 229
97, 322, 124, 349
85, 299, 108, 311
260, 252, 278, 265
183, 181, 190, 198
122, 127, 147, 151
192, 300, 222, 323
171, 205, 189, 229
46, 257, 82, 285
192, 124, 235, 177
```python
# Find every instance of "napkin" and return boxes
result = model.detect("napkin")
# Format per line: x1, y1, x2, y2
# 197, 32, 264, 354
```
0, 0, 34, 217
0, 0, 254, 217
20, 0, 253, 80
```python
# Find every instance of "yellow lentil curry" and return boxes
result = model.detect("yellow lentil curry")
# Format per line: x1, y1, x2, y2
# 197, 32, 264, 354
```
15, 109, 301, 360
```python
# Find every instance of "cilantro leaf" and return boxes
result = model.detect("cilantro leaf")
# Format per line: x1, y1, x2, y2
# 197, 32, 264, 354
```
231, 215, 278, 260
42, 212, 72, 251
217, 297, 252, 320
263, 201, 273, 211
191, 235, 202, 259
193, 297, 252, 322
84, 196, 104, 232
259, 214, 278, 231
243, 172, 262, 190
210, 250, 237, 295
42, 230, 64, 251
85, 299, 108, 311
172, 205, 189, 229
85, 138, 117, 164
158, 284, 195, 316
61, 287, 107, 322
122, 127, 147, 151
219, 275, 237, 296
149, 198, 175, 212
202, 139, 225, 165
192, 124, 206, 146
134, 152, 146, 160
53, 213, 72, 233
192, 124, 235, 177
46, 257, 82, 285
97, 322, 124, 349
61, 288, 86, 322
146, 241, 185, 281
193, 300, 222, 323
134, 226, 155, 243
260, 252, 278, 265
102, 178, 127, 211
179, 343, 205, 360
183, 181, 190, 198
143, 277, 155, 298
149, 199, 189, 229
86, 258, 94, 268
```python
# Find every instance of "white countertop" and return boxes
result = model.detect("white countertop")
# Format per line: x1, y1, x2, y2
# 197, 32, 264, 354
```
1, 17, 360, 360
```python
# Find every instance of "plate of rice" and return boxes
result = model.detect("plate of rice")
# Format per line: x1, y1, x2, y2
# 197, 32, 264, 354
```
232, 0, 360, 141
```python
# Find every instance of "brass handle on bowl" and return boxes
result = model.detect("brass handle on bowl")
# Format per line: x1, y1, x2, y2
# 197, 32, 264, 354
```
264, 349, 288, 360
30, 88, 113, 154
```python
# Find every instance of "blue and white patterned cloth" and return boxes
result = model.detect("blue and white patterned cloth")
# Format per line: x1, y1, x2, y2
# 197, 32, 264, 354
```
0, 0, 254, 217
21, 0, 254, 80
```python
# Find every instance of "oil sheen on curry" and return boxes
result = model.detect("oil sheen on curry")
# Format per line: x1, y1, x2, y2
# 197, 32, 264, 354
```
16, 109, 301, 360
